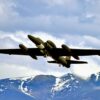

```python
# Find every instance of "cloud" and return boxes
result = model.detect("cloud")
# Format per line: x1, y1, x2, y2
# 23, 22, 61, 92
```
0, 31, 70, 79
0, 31, 100, 80
79, 13, 96, 23
84, 35, 100, 48
0, 63, 43, 79
61, 34, 100, 49
42, 0, 80, 12
71, 58, 100, 80
0, 0, 100, 79
0, 0, 18, 21
0, 0, 100, 36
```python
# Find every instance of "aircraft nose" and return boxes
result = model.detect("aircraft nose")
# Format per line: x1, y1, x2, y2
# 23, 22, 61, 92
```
28, 35, 40, 45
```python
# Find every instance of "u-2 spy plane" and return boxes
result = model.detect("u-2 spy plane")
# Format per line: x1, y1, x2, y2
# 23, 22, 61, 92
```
0, 35, 100, 68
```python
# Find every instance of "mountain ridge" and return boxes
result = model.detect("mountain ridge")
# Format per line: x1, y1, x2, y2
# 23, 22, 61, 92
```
0, 73, 100, 100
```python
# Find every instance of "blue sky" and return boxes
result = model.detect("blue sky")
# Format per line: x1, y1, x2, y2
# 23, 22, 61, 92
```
0, 0, 100, 79
0, 0, 100, 35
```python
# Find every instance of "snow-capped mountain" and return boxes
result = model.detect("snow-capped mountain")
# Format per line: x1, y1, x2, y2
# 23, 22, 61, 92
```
0, 73, 100, 100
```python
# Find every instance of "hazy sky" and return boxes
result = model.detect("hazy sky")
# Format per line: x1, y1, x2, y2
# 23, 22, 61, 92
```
0, 0, 100, 79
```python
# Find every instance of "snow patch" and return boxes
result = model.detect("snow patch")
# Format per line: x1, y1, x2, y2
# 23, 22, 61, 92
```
52, 77, 70, 92
19, 81, 35, 99
0, 88, 4, 92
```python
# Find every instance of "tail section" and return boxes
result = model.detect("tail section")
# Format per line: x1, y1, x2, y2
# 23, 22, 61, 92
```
47, 60, 87, 64
47, 60, 87, 68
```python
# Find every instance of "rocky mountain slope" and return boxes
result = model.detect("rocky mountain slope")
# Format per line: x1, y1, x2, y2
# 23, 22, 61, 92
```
0, 73, 100, 100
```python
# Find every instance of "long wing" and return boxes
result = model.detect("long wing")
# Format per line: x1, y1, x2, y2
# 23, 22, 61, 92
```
0, 48, 43, 56
0, 48, 100, 56
47, 48, 100, 56
71, 49, 100, 56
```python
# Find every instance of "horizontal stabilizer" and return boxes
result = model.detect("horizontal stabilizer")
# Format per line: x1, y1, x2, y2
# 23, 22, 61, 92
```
48, 60, 87, 64
69, 60, 87, 64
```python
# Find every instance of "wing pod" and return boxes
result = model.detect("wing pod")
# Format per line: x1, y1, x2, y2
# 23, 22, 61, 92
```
62, 44, 71, 53
62, 44, 79, 60
28, 35, 44, 45
46, 40, 56, 48
19, 44, 37, 59
19, 44, 28, 52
